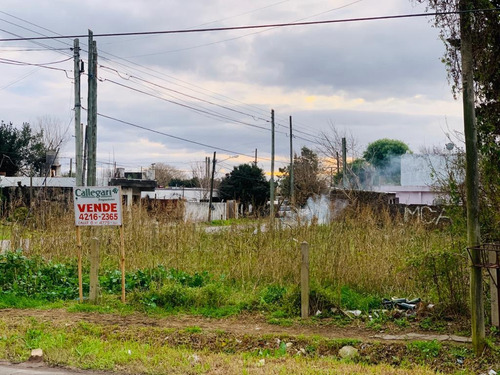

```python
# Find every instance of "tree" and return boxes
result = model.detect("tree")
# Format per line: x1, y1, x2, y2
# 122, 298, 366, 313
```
153, 163, 187, 187
0, 121, 46, 176
280, 147, 328, 206
36, 115, 70, 151
415, 0, 499, 238
363, 139, 410, 184
219, 164, 269, 215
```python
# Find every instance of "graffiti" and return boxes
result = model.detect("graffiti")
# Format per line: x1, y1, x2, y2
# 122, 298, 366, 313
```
404, 205, 450, 225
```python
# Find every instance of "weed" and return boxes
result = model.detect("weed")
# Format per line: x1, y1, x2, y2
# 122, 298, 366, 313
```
394, 318, 409, 328
183, 326, 202, 334
407, 340, 441, 360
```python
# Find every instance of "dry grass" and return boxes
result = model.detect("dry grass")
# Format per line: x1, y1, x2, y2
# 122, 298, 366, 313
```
5, 202, 465, 302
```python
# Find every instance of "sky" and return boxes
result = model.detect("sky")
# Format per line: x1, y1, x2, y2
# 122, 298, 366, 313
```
0, 0, 465, 180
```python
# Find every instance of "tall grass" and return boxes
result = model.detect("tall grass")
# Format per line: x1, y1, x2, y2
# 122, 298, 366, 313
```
5, 202, 468, 311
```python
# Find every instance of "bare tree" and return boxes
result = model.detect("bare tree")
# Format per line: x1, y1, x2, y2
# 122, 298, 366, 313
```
153, 163, 186, 187
36, 115, 70, 150
190, 161, 210, 199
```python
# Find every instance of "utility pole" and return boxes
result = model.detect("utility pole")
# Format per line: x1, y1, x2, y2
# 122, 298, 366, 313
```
86, 30, 98, 186
342, 137, 347, 189
208, 152, 216, 222
270, 110, 275, 221
460, 0, 484, 355
289, 116, 294, 206
73, 38, 83, 186
254, 148, 258, 166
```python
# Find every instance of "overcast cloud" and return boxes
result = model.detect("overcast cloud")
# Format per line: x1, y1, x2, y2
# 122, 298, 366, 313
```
0, 0, 464, 178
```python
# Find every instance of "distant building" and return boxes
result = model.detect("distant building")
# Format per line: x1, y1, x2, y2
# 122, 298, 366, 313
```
373, 154, 458, 205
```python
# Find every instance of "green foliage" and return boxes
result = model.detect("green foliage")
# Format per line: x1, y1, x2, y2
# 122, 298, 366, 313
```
100, 266, 211, 294
168, 177, 199, 188
363, 138, 410, 184
404, 242, 468, 314
279, 147, 327, 206
407, 340, 441, 360
339, 285, 381, 312
363, 139, 410, 169
0, 121, 46, 176
0, 250, 80, 301
219, 163, 269, 214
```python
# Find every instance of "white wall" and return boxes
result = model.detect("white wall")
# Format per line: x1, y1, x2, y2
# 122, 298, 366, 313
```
184, 202, 226, 222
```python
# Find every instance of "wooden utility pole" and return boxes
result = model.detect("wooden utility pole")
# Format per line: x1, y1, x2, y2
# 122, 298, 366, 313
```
289, 116, 294, 205
73, 38, 84, 186
460, 0, 484, 355
342, 137, 347, 189
301, 242, 310, 319
208, 152, 216, 222
254, 148, 258, 166
270, 110, 275, 220
87, 30, 97, 186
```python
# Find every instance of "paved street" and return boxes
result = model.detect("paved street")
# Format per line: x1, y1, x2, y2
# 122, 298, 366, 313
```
0, 363, 111, 375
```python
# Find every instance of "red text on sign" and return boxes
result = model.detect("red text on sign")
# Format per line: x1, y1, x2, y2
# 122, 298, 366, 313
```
77, 203, 118, 213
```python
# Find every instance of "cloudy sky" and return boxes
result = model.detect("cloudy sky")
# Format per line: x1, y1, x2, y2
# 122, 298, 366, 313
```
0, 0, 464, 179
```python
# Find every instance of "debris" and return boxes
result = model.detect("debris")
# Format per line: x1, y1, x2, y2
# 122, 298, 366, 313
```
286, 342, 293, 348
189, 354, 200, 365
488, 370, 497, 375
258, 359, 265, 367
29, 348, 43, 362
338, 345, 359, 359
315, 310, 322, 316
382, 297, 421, 312
343, 310, 362, 319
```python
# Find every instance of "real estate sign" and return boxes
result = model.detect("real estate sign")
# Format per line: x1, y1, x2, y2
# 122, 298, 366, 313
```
73, 187, 122, 226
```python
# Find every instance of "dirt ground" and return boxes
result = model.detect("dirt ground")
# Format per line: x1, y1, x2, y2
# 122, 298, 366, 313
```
0, 308, 471, 344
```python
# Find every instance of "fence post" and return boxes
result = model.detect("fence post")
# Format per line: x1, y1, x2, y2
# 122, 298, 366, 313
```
89, 237, 100, 304
489, 246, 499, 327
301, 241, 309, 319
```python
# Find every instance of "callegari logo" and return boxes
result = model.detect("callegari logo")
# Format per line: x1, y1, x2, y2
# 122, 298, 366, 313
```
73, 186, 122, 226
75, 187, 119, 198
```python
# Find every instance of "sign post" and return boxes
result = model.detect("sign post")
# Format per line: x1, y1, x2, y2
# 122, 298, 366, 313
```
73, 187, 124, 302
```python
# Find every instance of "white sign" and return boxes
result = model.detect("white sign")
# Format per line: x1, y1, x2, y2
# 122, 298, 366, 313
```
73, 187, 122, 226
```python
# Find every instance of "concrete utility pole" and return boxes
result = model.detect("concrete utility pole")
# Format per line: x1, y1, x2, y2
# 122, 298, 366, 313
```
270, 110, 275, 220
289, 116, 294, 205
208, 152, 216, 222
73, 38, 84, 186
86, 30, 98, 186
460, 0, 484, 355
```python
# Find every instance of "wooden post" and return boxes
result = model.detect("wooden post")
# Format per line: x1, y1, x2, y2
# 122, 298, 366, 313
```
89, 237, 100, 304
120, 225, 126, 303
301, 241, 309, 319
76, 227, 83, 303
490, 246, 499, 327
460, 0, 484, 354
270, 110, 275, 222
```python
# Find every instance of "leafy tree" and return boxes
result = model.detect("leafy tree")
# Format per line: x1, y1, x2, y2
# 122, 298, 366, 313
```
415, 0, 499, 239
363, 139, 410, 184
219, 164, 269, 214
168, 177, 199, 188
0, 121, 46, 176
280, 147, 328, 206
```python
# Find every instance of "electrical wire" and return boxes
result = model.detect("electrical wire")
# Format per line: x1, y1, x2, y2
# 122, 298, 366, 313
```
1, 8, 498, 42
87, 109, 255, 158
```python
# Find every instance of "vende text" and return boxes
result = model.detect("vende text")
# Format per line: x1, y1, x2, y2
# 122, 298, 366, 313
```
77, 203, 118, 213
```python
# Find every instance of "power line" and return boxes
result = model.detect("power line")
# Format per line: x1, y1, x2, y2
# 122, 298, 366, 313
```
1, 8, 498, 42
100, 65, 272, 124
88, 109, 255, 158
100, 78, 284, 134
